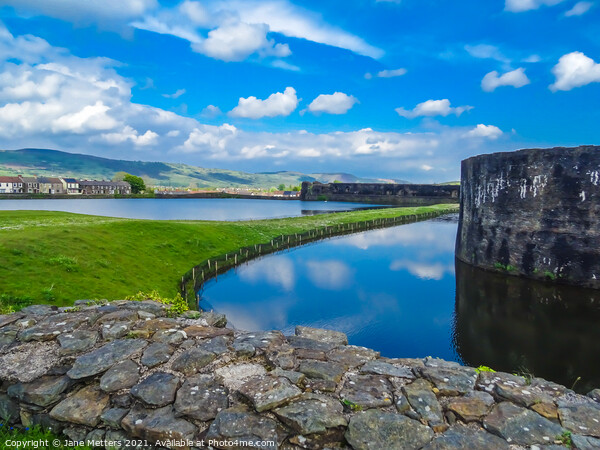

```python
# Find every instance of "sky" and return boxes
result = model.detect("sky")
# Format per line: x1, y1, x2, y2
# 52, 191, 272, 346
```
0, 0, 598, 182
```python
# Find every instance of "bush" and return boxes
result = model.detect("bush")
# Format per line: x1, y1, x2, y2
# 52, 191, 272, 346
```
125, 290, 189, 316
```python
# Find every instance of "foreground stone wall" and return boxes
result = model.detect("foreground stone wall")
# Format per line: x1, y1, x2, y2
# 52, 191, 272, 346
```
2, 300, 600, 449
300, 182, 459, 206
456, 145, 600, 289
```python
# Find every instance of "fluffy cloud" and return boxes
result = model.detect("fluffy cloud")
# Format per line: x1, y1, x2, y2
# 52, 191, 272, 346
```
162, 88, 186, 99
305, 92, 358, 115
505, 0, 566, 12
550, 51, 600, 91
481, 68, 530, 92
99, 126, 158, 146
564, 1, 593, 16
465, 124, 503, 139
395, 99, 473, 119
229, 87, 298, 119
465, 44, 510, 64
364, 68, 407, 79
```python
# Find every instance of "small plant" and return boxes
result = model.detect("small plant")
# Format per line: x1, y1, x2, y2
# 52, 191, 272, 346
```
341, 399, 363, 411
126, 290, 189, 316
556, 430, 573, 448
515, 366, 534, 385
475, 365, 496, 374
544, 271, 557, 280
0, 294, 33, 314
48, 255, 79, 272
316, 194, 328, 201
41, 285, 56, 302
494, 262, 516, 272
570, 376, 582, 391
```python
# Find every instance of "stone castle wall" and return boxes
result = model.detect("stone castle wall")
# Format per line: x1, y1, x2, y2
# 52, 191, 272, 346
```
300, 182, 459, 206
456, 145, 600, 289
2, 300, 600, 449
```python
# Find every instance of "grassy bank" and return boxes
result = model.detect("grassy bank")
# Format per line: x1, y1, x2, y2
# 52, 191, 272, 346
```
0, 204, 457, 309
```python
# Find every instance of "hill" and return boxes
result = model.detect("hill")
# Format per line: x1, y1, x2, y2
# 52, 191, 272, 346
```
0, 149, 409, 188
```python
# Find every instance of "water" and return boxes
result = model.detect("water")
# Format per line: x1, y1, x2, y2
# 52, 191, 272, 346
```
200, 217, 600, 392
0, 198, 380, 221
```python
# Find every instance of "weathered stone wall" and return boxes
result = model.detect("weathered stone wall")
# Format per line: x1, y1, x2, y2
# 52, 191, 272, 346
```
456, 145, 600, 289
2, 300, 600, 449
301, 182, 459, 205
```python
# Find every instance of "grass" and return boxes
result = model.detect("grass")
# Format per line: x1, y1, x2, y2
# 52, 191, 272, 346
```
0, 204, 457, 309
0, 425, 93, 450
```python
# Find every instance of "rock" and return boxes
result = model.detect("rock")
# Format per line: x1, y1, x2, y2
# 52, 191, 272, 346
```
361, 360, 415, 379
295, 326, 348, 346
418, 365, 478, 396
7, 376, 71, 407
345, 409, 434, 450
131, 372, 180, 407
96, 309, 138, 325
572, 434, 600, 449
327, 345, 379, 367
171, 347, 217, 376
62, 426, 88, 443
57, 330, 98, 355
140, 342, 174, 368
0, 312, 25, 329
50, 385, 110, 427
493, 383, 553, 407
557, 399, 600, 437
304, 378, 337, 393
67, 339, 147, 379
215, 363, 267, 392
446, 391, 495, 422
152, 328, 187, 345
20, 305, 58, 315
477, 370, 527, 394
174, 374, 228, 421
232, 341, 255, 358
297, 360, 347, 383
20, 410, 65, 433
483, 402, 565, 446
183, 325, 233, 338
402, 379, 445, 431
273, 393, 347, 434
101, 322, 132, 341
0, 326, 17, 348
121, 404, 196, 445
265, 344, 296, 370
198, 335, 231, 355
104, 430, 131, 450
85, 429, 105, 445
124, 300, 167, 316
587, 389, 600, 403
135, 317, 178, 331
111, 393, 132, 409
205, 406, 279, 450
531, 402, 559, 421
341, 374, 394, 408
422, 426, 509, 450
394, 392, 412, 414
0, 393, 20, 423
287, 335, 336, 353
234, 331, 285, 350
202, 311, 227, 328
101, 407, 129, 429
0, 341, 61, 383
238, 375, 302, 412
18, 313, 88, 342
271, 368, 305, 386
100, 360, 140, 392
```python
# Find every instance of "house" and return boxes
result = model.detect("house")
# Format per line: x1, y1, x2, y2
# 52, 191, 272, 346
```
38, 177, 65, 194
0, 176, 24, 194
18, 176, 40, 194
79, 180, 131, 195
62, 178, 81, 194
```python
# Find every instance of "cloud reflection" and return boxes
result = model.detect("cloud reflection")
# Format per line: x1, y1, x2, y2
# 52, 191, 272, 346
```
390, 260, 455, 280
305, 260, 354, 290
238, 255, 296, 291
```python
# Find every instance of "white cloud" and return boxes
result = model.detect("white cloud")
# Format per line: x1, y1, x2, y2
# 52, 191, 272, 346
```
465, 44, 510, 64
390, 260, 454, 280
465, 124, 503, 140
201, 104, 223, 118
550, 51, 600, 91
481, 68, 530, 92
162, 88, 186, 99
239, 255, 296, 291
306, 92, 358, 115
305, 260, 353, 290
564, 1, 593, 16
100, 126, 158, 147
179, 124, 238, 153
396, 99, 473, 119
271, 60, 301, 71
229, 87, 298, 119
365, 68, 407, 79
505, 0, 566, 12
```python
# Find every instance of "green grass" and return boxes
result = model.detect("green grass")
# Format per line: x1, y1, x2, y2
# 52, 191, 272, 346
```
0, 204, 457, 308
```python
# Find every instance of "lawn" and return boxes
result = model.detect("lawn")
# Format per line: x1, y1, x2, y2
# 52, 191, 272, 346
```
0, 204, 458, 309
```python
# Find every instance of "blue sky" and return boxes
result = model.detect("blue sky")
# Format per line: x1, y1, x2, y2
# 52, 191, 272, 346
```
0, 0, 598, 181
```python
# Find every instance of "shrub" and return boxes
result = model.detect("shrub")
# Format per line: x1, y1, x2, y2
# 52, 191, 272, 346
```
126, 290, 189, 316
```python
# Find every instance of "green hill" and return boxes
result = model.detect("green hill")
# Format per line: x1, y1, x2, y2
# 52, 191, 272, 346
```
0, 148, 409, 189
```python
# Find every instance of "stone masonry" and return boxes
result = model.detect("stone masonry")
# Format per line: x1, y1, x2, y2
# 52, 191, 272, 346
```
2, 300, 600, 449
456, 146, 600, 289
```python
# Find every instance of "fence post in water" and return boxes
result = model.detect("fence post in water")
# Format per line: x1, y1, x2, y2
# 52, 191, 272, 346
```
208, 259, 211, 269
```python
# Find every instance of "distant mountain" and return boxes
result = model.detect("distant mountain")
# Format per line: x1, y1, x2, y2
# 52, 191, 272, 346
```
0, 149, 410, 188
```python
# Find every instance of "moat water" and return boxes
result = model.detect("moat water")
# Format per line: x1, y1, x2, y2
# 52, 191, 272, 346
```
0, 198, 380, 221
200, 216, 600, 393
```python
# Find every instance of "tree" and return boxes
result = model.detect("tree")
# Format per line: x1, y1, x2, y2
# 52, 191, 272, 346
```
123, 174, 146, 194
112, 171, 129, 182
277, 183, 286, 191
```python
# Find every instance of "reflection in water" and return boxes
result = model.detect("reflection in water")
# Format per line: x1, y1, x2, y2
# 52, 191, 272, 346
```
200, 220, 460, 361
454, 260, 600, 393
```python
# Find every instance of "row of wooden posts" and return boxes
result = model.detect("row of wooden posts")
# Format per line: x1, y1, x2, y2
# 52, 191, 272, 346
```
180, 209, 454, 303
